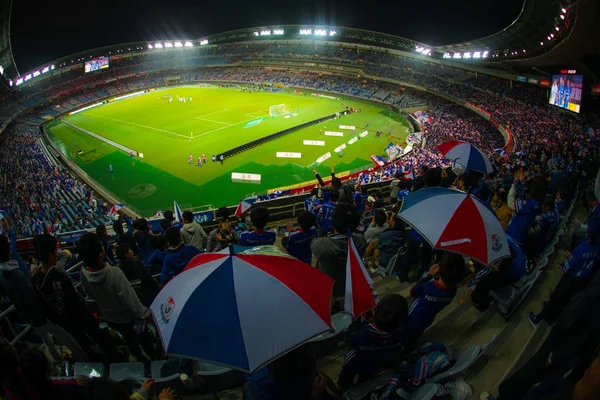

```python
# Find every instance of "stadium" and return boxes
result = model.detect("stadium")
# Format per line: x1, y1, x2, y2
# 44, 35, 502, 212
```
1, 0, 600, 398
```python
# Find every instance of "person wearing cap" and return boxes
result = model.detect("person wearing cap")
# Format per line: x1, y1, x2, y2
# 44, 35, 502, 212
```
529, 216, 600, 327
206, 207, 238, 252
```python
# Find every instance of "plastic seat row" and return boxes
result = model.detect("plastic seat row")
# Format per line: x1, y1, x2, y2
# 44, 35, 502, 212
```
490, 195, 578, 318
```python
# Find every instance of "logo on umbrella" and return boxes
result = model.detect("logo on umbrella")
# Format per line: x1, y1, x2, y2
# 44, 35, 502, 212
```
491, 234, 502, 252
161, 297, 176, 323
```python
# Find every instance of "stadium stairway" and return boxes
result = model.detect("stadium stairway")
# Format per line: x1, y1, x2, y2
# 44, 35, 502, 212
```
185, 201, 586, 400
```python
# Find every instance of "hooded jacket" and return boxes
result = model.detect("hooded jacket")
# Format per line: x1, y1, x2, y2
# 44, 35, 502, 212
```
161, 245, 202, 283
311, 233, 367, 297
0, 260, 47, 327
181, 222, 208, 250
79, 263, 149, 324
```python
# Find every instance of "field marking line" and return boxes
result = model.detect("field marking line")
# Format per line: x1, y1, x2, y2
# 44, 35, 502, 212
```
194, 117, 233, 125
194, 100, 271, 119
91, 115, 191, 139
192, 114, 271, 139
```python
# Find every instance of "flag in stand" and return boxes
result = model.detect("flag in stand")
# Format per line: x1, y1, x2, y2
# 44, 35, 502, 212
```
155, 211, 164, 218
174, 200, 183, 222
0, 210, 5, 220
235, 196, 258, 217
494, 148, 507, 158
403, 165, 417, 180
370, 155, 387, 167
109, 204, 123, 215
345, 235, 378, 318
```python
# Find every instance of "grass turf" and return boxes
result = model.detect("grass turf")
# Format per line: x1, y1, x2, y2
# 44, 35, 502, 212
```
46, 86, 411, 216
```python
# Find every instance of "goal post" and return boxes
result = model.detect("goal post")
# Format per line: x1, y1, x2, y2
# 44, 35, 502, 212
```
269, 104, 290, 117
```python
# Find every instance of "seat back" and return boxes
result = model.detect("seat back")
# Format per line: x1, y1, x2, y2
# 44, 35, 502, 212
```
109, 362, 145, 382
74, 362, 104, 378
429, 345, 480, 383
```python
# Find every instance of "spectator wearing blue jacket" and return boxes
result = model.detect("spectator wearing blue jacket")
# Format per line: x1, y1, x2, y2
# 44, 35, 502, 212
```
238, 207, 277, 247
375, 216, 405, 269
284, 212, 318, 264
161, 227, 202, 283
405, 253, 462, 349
526, 194, 559, 268
506, 174, 547, 246
317, 191, 339, 236
339, 294, 409, 391
470, 238, 526, 311
530, 217, 600, 327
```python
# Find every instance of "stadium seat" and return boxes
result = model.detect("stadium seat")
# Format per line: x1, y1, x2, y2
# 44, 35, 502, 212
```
196, 361, 245, 390
310, 312, 353, 357
490, 269, 543, 318
74, 362, 105, 378
109, 362, 145, 382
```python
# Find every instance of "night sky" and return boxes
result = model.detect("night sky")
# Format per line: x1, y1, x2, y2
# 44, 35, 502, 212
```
11, 0, 523, 73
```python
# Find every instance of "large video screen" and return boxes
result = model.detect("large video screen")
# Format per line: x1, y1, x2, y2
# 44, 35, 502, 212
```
84, 56, 109, 73
549, 74, 583, 113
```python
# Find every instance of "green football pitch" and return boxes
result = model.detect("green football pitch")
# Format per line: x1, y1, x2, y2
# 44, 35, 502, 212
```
46, 86, 411, 216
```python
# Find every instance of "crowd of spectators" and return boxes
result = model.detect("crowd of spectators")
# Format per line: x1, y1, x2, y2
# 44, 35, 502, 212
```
0, 55, 599, 398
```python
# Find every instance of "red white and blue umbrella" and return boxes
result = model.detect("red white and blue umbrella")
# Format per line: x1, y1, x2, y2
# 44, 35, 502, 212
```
345, 236, 378, 318
109, 204, 124, 215
235, 196, 258, 217
438, 140, 493, 174
398, 187, 510, 265
150, 249, 334, 372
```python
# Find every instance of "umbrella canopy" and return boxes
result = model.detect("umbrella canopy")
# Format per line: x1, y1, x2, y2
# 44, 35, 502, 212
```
109, 204, 123, 215
173, 200, 183, 222
345, 236, 378, 318
398, 187, 510, 265
438, 140, 493, 174
235, 196, 258, 217
150, 250, 334, 372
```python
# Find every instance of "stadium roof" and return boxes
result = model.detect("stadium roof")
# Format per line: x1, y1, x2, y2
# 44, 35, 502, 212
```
0, 0, 17, 93
3, 0, 599, 91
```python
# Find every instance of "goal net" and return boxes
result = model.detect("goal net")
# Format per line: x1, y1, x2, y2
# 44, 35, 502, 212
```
269, 104, 290, 117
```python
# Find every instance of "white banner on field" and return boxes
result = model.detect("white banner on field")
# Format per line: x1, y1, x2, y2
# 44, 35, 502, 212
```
316, 152, 332, 163
303, 140, 325, 146
311, 93, 338, 100
276, 152, 302, 158
324, 131, 344, 137
232, 172, 261, 182
359, 130, 369, 138
339, 125, 356, 130
348, 137, 359, 145
334, 144, 347, 153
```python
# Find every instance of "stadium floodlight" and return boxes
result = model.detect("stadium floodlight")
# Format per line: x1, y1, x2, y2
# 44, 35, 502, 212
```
185, 41, 194, 47
24, 74, 32, 81
154, 43, 163, 48
555, 26, 560, 31
463, 52, 471, 59
8, 79, 12, 86
253, 31, 260, 36
261, 30, 271, 36
42, 66, 49, 73
199, 40, 207, 45
560, 14, 565, 19
273, 29, 284, 35
453, 52, 462, 59
16, 78, 23, 86
165, 42, 173, 48
174, 42, 183, 47
443, 52, 452, 59
314, 29, 327, 36
482, 51, 488, 58
33, 71, 40, 77
551, 33, 554, 37
299, 29, 312, 35
473, 51, 481, 59
561, 7, 567, 13
540, 41, 544, 45
523, 49, 526, 53
547, 36, 551, 40
329, 30, 336, 36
